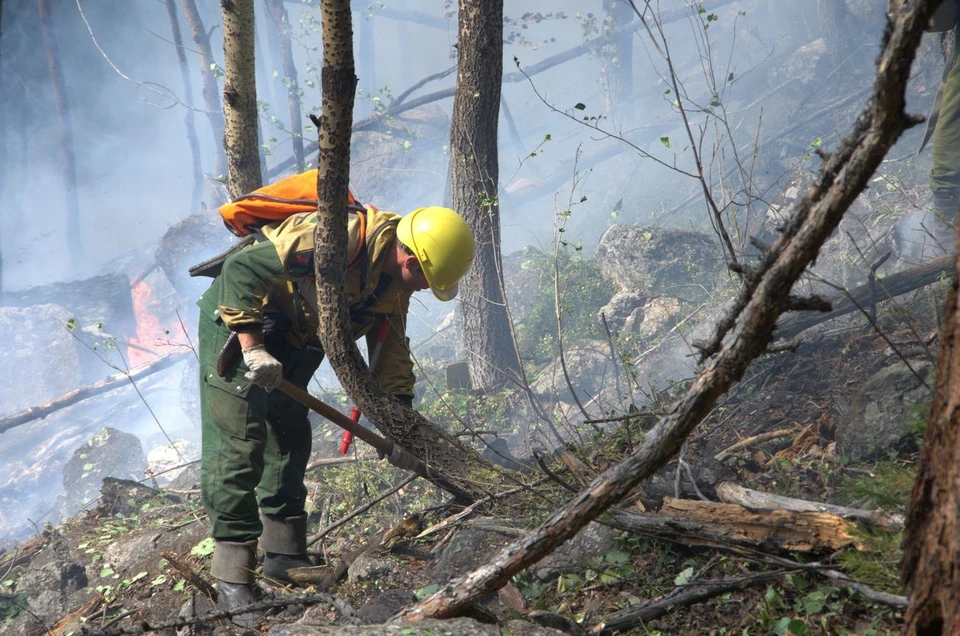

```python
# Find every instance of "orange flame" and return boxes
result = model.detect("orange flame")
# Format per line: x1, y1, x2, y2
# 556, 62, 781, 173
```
127, 278, 177, 367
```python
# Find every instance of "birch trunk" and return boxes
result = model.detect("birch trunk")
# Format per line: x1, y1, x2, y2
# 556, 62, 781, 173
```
221, 0, 262, 198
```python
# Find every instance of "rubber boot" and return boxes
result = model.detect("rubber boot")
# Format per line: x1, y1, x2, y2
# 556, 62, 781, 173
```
260, 514, 313, 585
212, 539, 260, 627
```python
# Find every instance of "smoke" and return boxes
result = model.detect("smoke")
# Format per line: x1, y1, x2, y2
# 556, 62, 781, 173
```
0, 0, 907, 545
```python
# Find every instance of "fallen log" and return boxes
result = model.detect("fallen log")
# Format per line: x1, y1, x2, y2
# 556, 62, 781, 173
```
0, 348, 193, 434
775, 253, 953, 340
613, 497, 856, 555
715, 481, 904, 531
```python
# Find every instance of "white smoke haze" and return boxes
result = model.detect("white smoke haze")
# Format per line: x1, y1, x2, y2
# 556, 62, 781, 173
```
0, 0, 925, 547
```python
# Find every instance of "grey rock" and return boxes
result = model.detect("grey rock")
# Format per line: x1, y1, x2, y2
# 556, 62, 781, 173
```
0, 304, 83, 417
355, 589, 417, 624
60, 427, 148, 516
836, 362, 933, 461
97, 477, 158, 518
156, 211, 237, 305
347, 553, 393, 583
598, 291, 646, 334
596, 225, 720, 302
529, 522, 614, 581
529, 340, 613, 405
431, 525, 513, 583
13, 528, 90, 624
638, 297, 682, 338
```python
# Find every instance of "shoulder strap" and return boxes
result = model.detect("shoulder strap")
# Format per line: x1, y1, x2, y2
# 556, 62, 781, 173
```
353, 218, 399, 297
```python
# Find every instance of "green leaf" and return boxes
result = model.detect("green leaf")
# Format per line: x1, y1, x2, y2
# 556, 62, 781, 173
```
573, 102, 586, 110
605, 550, 629, 565
414, 583, 439, 599
99, 566, 115, 578
660, 136, 671, 149
190, 537, 216, 558
66, 318, 77, 330
150, 574, 168, 586
810, 137, 823, 148
674, 566, 695, 586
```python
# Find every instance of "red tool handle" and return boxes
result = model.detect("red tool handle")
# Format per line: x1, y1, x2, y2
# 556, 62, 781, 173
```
339, 407, 362, 454
339, 319, 392, 455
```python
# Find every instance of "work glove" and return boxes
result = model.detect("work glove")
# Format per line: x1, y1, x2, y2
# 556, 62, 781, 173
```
242, 344, 283, 390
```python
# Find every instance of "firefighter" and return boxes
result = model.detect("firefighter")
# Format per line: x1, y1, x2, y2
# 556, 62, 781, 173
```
197, 205, 474, 622
889, 0, 959, 259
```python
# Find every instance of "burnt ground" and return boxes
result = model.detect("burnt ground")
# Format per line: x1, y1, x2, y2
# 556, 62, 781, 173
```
0, 287, 934, 635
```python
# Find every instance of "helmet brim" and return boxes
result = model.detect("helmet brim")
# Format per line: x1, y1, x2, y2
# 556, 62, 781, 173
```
430, 281, 458, 301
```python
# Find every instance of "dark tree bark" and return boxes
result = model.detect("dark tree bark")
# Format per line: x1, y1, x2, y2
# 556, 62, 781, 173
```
181, 0, 228, 188
398, 1, 936, 620
164, 0, 204, 211
37, 0, 82, 267
450, 0, 523, 392
309, 0, 507, 501
266, 0, 305, 171
221, 0, 262, 198
901, 227, 960, 630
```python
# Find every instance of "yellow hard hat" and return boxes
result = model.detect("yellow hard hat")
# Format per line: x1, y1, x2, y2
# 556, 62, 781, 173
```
397, 207, 475, 301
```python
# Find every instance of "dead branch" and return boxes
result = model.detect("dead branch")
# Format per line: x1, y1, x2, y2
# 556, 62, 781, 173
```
594, 570, 791, 635
775, 253, 953, 340
306, 474, 417, 547
49, 592, 104, 636
78, 591, 348, 635
715, 481, 905, 531
713, 428, 799, 461
0, 349, 192, 434
397, 3, 932, 619
158, 551, 218, 603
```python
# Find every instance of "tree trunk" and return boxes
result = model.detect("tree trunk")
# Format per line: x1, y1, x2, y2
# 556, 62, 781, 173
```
164, 0, 204, 211
901, 226, 960, 631
450, 0, 522, 392
601, 0, 634, 127
221, 0, 262, 199
818, 0, 852, 63
266, 0, 305, 171
37, 0, 82, 267
181, 0, 228, 188
309, 0, 508, 502
398, 2, 938, 620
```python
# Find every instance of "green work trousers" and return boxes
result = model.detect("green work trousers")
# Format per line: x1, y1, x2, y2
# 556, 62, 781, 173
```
932, 27, 960, 217
198, 302, 322, 542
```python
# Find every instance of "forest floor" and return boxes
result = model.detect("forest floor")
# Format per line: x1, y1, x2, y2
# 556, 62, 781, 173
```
0, 289, 932, 635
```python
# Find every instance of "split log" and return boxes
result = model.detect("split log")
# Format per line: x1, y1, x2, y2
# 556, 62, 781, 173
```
715, 481, 904, 531
0, 348, 193, 434
775, 253, 953, 340
616, 497, 855, 555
